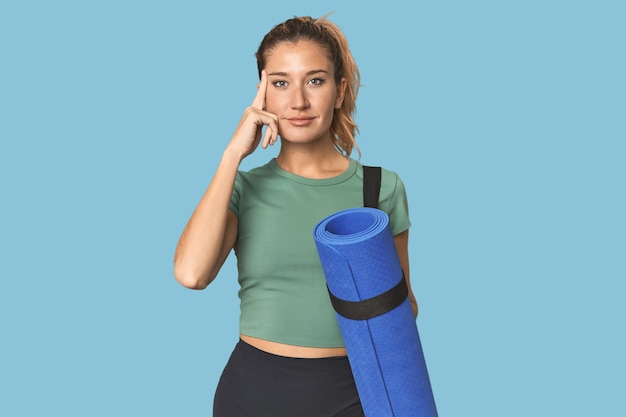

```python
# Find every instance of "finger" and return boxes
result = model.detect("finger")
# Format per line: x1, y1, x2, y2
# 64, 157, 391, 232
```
261, 126, 273, 149
251, 70, 268, 110
261, 118, 279, 149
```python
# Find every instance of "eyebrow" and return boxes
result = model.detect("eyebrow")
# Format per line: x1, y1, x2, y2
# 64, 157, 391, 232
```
267, 69, 329, 77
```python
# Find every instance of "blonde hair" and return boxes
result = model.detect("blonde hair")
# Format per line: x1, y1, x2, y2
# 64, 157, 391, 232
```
255, 15, 361, 158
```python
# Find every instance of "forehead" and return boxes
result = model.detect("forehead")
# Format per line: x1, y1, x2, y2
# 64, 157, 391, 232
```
265, 40, 333, 73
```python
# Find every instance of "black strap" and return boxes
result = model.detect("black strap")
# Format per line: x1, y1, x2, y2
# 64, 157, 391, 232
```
363, 166, 381, 208
328, 273, 409, 320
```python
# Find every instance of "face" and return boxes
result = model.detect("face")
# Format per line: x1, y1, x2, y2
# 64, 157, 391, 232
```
263, 40, 347, 145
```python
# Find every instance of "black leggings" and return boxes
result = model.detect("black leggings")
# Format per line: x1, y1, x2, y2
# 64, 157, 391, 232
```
213, 339, 364, 417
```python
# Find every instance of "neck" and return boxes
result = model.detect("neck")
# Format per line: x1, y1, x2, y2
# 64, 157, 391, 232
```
276, 141, 350, 179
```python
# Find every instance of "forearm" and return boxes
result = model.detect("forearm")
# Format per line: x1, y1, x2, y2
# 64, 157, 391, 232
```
173, 150, 241, 289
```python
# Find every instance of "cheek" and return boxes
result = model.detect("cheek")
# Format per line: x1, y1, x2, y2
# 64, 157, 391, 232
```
325, 94, 339, 115
264, 90, 281, 113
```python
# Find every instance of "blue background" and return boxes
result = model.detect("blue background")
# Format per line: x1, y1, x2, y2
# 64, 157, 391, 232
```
1, 1, 624, 416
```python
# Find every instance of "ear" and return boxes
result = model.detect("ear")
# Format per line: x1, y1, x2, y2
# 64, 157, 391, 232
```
334, 78, 347, 109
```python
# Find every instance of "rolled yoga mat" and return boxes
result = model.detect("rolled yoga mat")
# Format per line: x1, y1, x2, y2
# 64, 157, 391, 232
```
313, 207, 438, 417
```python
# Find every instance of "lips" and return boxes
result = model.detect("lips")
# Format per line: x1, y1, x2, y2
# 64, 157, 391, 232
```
286, 116, 315, 127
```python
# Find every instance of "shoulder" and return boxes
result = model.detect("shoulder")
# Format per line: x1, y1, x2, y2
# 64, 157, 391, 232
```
357, 162, 405, 192
380, 166, 403, 184
237, 160, 274, 179
234, 160, 276, 188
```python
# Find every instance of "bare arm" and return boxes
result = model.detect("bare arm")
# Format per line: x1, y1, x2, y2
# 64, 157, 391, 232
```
173, 154, 240, 289
394, 229, 418, 318
173, 71, 278, 289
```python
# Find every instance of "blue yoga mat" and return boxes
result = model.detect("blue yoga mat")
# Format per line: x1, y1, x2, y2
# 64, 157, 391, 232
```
313, 207, 437, 417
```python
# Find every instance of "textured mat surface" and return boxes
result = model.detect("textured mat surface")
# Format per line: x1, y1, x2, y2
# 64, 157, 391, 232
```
313, 207, 438, 417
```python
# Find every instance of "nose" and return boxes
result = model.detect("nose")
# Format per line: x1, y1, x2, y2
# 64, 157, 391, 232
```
290, 86, 310, 110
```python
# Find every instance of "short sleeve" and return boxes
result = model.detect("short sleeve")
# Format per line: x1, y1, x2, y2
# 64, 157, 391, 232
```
379, 170, 411, 236
229, 171, 242, 217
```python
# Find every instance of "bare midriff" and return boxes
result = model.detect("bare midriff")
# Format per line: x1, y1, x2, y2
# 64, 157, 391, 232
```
240, 334, 347, 358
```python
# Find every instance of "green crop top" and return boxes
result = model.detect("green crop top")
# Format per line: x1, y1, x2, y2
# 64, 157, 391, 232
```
229, 158, 411, 348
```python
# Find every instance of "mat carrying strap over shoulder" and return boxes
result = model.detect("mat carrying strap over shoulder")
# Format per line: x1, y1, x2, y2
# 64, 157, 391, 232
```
327, 165, 409, 321
362, 165, 382, 208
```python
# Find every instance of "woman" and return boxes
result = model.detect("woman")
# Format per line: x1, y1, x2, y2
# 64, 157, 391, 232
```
174, 15, 418, 417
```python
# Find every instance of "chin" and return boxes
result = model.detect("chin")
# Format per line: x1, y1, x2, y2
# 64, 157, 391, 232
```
278, 127, 330, 145
280, 134, 326, 145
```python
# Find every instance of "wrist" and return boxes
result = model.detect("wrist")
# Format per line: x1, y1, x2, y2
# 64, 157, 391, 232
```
222, 146, 246, 166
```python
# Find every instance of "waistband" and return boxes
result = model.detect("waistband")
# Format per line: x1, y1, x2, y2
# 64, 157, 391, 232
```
235, 338, 350, 372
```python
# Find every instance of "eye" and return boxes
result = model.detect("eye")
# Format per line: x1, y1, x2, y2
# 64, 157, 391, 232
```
272, 80, 287, 88
308, 78, 325, 86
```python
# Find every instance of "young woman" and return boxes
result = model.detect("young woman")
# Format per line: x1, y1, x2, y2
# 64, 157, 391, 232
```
174, 15, 418, 417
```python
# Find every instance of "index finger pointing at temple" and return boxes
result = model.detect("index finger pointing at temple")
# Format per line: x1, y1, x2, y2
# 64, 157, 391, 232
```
251, 70, 268, 110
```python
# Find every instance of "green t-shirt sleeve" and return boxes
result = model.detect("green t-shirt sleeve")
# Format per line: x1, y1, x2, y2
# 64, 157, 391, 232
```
379, 169, 411, 236
229, 171, 242, 217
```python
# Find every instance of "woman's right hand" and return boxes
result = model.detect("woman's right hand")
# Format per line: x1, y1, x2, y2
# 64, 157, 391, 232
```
226, 70, 279, 160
